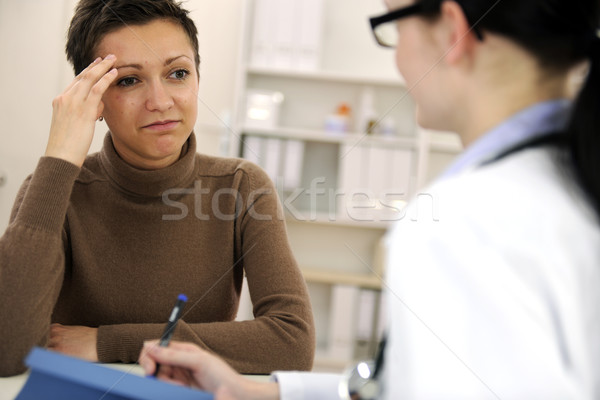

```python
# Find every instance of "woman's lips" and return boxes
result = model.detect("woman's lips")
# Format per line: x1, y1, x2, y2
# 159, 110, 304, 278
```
142, 120, 179, 131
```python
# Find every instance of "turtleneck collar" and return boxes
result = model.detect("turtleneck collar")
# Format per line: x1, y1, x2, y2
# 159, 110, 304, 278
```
99, 132, 198, 197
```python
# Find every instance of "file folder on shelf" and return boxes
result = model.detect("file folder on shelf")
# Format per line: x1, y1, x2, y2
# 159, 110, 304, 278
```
15, 347, 213, 400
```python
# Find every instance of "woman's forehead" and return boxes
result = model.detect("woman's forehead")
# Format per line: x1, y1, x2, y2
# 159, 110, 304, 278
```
95, 20, 194, 61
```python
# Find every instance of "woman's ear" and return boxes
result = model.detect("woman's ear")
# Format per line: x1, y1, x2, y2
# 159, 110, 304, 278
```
436, 1, 478, 65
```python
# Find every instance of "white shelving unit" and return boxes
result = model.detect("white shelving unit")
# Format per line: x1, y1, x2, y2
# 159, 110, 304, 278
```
231, 0, 462, 372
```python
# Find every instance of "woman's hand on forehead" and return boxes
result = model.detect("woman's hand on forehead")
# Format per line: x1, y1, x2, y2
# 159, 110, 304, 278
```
44, 55, 118, 168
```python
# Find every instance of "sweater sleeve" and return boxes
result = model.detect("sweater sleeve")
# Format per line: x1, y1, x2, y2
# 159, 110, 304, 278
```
218, 164, 315, 372
96, 163, 315, 374
0, 157, 80, 376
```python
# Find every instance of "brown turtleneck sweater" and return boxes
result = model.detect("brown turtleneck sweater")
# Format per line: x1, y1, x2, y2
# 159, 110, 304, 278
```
0, 133, 315, 377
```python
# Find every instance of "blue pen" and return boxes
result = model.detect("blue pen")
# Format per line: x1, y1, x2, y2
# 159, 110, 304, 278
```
153, 293, 187, 377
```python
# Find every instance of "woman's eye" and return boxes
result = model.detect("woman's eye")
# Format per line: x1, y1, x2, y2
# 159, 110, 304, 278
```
170, 69, 189, 80
117, 77, 139, 87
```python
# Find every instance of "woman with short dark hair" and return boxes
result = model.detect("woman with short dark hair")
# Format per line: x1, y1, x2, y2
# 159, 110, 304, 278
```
0, 0, 315, 377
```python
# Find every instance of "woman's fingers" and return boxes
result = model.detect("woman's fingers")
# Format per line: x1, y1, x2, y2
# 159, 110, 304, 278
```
142, 341, 205, 371
45, 54, 118, 166
140, 342, 199, 387
63, 55, 114, 94
67, 55, 117, 102
63, 57, 101, 92
85, 64, 118, 122
52, 55, 117, 117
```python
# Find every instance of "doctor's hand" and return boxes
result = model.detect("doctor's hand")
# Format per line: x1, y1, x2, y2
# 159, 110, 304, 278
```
45, 55, 118, 168
48, 323, 98, 362
139, 340, 280, 400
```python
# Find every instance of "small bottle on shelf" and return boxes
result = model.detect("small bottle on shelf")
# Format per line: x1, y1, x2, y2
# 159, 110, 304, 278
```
324, 102, 352, 134
357, 87, 378, 135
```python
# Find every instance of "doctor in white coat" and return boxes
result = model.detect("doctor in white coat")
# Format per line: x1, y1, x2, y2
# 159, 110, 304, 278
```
140, 0, 600, 399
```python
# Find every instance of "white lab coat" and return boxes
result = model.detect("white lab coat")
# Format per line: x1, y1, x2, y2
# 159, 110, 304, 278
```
273, 100, 600, 399
384, 147, 600, 399
272, 146, 600, 400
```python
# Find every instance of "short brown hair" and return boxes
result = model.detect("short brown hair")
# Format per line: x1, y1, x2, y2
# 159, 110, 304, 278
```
66, 0, 200, 75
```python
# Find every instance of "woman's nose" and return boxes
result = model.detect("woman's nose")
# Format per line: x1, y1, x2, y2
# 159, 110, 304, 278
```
145, 80, 174, 112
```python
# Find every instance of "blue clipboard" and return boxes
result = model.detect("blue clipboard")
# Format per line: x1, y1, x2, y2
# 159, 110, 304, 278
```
15, 347, 213, 400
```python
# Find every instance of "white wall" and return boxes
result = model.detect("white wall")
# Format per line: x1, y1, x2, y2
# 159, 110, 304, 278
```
187, 0, 245, 155
0, 0, 244, 230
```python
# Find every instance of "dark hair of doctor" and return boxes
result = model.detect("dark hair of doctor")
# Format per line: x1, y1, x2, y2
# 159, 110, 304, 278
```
429, 0, 600, 220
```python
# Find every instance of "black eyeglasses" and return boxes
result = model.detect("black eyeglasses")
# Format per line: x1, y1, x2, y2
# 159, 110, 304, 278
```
369, 4, 425, 48
369, 2, 483, 48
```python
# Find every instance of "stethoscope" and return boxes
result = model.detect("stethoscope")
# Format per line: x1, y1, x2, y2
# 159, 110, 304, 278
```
338, 336, 386, 400
337, 131, 566, 400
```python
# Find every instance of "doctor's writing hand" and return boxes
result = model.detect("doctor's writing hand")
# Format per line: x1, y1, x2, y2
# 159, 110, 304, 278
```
45, 55, 118, 167
48, 323, 98, 362
139, 340, 280, 400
